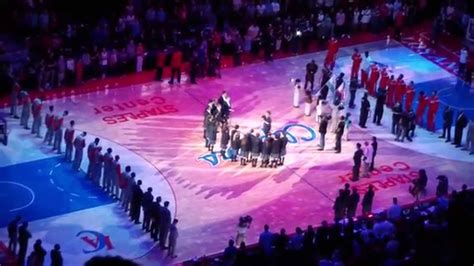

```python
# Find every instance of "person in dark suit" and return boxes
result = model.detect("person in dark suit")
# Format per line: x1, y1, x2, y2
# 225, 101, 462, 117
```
130, 179, 144, 224
262, 111, 272, 136
250, 132, 262, 167
159, 201, 172, 249
359, 93, 370, 128
439, 106, 453, 142
318, 115, 329, 150
220, 123, 230, 159
304, 60, 318, 92
333, 189, 345, 222
346, 188, 360, 218
150, 196, 162, 241
352, 143, 363, 181
270, 133, 282, 167
7, 215, 21, 254
18, 222, 32, 266
218, 91, 231, 122
50, 244, 63, 266
348, 78, 358, 109
142, 187, 154, 232
373, 87, 386, 125
260, 135, 273, 168
370, 137, 378, 171
334, 116, 345, 153
453, 111, 468, 147
391, 103, 402, 134
279, 132, 288, 166
361, 185, 375, 216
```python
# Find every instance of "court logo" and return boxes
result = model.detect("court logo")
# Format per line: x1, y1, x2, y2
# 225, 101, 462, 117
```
76, 230, 114, 254
198, 123, 317, 167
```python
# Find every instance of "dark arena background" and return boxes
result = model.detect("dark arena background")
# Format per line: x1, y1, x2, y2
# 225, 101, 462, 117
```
1, 0, 474, 265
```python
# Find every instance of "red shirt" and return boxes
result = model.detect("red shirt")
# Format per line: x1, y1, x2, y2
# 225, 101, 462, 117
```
53, 116, 64, 130
379, 69, 389, 89
64, 127, 75, 143
32, 101, 42, 117
171, 51, 183, 68
428, 95, 440, 114
352, 53, 362, 69
369, 66, 380, 83
136, 44, 145, 57
328, 40, 339, 56
45, 113, 54, 127
156, 51, 167, 67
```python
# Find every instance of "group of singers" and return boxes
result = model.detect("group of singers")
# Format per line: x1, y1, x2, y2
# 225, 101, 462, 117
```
203, 91, 289, 168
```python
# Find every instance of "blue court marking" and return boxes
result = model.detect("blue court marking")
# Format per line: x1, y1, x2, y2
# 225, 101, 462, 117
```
0, 156, 114, 227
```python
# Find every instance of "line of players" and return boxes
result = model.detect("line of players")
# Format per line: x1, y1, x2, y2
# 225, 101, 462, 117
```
9, 90, 176, 250
203, 91, 289, 168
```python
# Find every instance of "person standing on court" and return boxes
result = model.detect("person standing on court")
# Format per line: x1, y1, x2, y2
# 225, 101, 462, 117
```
262, 111, 272, 136
361, 185, 375, 216
92, 146, 104, 186
459, 47, 468, 76
373, 87, 386, 125
359, 92, 370, 128
439, 106, 453, 142
44, 105, 55, 145
19, 91, 31, 129
415, 91, 428, 126
122, 167, 134, 211
360, 51, 371, 88
155, 49, 167, 81
10, 81, 20, 119
31, 96, 43, 137
150, 196, 162, 241
318, 115, 329, 151
426, 91, 439, 132
111, 155, 121, 198
370, 137, 378, 171
72, 132, 86, 171
404, 81, 415, 111
362, 141, 373, 178
453, 111, 468, 148
159, 201, 172, 249
87, 138, 100, 179
7, 215, 21, 254
334, 115, 345, 154
293, 79, 302, 108
304, 60, 317, 91
102, 148, 114, 192
50, 244, 63, 266
52, 111, 68, 154
142, 187, 154, 232
130, 178, 143, 224
64, 120, 75, 162
168, 219, 179, 258
18, 222, 32, 266
350, 48, 362, 81
346, 188, 360, 219
168, 49, 183, 84
352, 143, 363, 181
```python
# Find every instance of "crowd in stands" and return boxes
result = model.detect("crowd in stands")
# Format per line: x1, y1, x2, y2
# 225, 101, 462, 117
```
1, 0, 469, 95
189, 181, 473, 266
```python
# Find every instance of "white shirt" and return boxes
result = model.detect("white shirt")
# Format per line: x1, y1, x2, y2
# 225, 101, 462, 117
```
363, 145, 373, 160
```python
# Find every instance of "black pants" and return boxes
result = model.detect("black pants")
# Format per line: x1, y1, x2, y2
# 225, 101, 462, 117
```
454, 127, 464, 145
130, 202, 141, 223
349, 90, 356, 107
18, 244, 27, 266
190, 67, 197, 84
8, 237, 17, 254
392, 118, 398, 134
370, 154, 376, 171
150, 218, 160, 240
143, 210, 152, 231
352, 163, 360, 181
304, 78, 314, 91
155, 67, 163, 81
459, 63, 466, 77
373, 107, 383, 124
335, 134, 342, 152
442, 123, 451, 140
169, 67, 181, 83
359, 112, 368, 127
